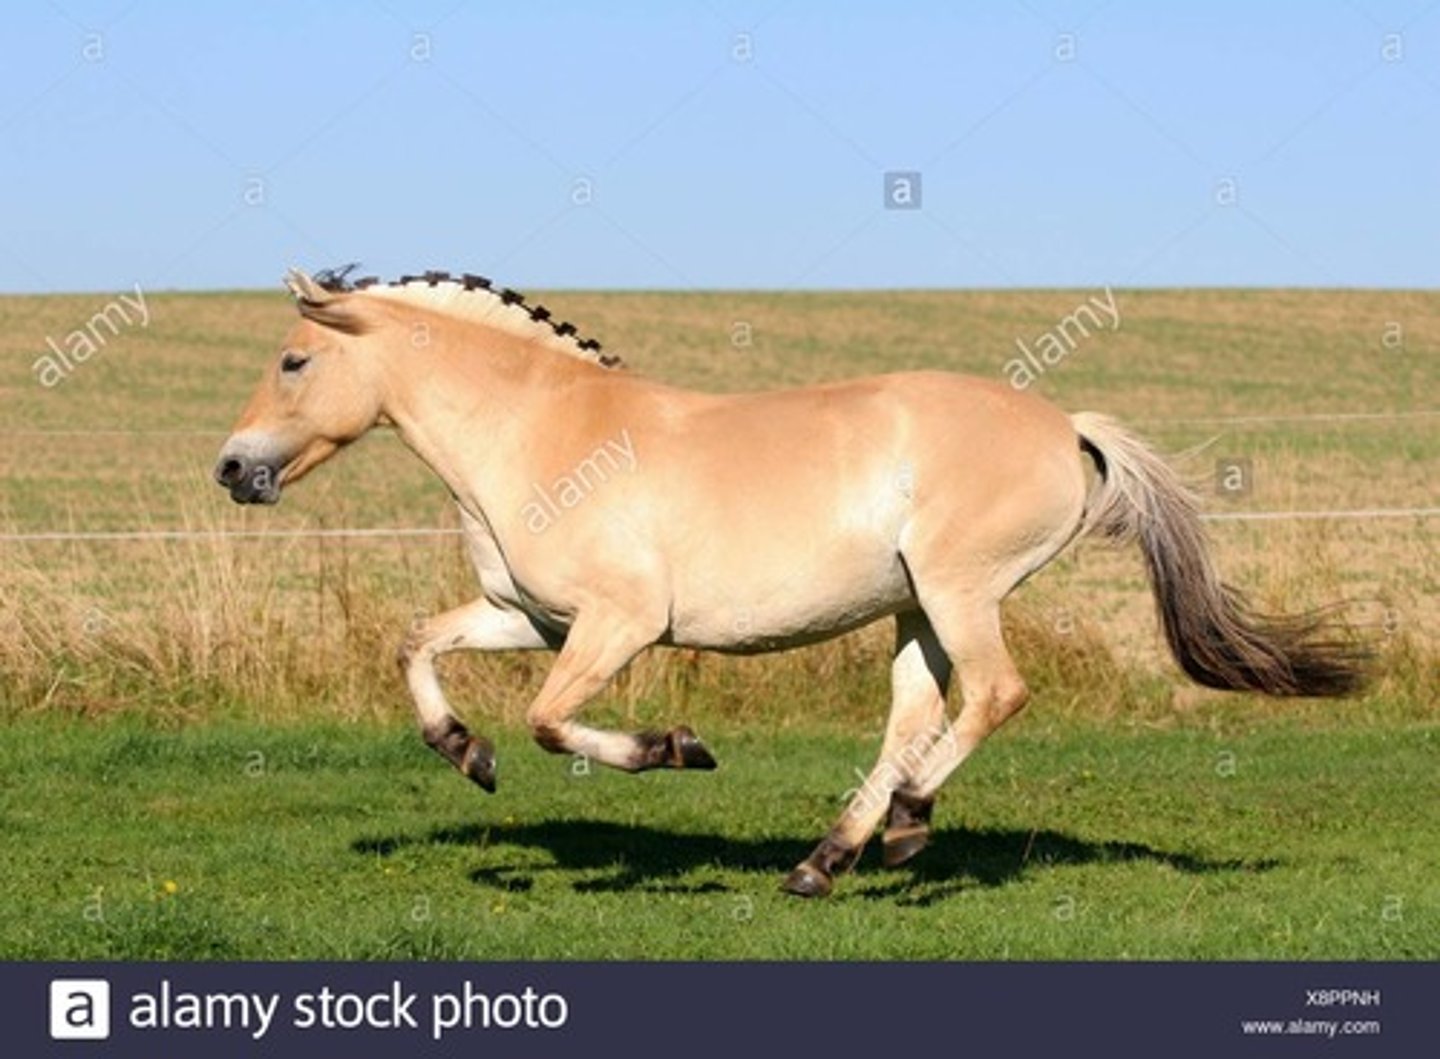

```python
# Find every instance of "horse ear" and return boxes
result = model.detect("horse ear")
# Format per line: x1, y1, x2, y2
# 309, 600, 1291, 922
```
284, 268, 332, 305
283, 268, 370, 335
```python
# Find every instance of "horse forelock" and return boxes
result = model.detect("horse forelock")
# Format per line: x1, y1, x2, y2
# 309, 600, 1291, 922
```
290, 266, 622, 369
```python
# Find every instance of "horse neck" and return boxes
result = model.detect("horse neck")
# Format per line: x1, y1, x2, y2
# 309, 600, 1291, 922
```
373, 320, 583, 512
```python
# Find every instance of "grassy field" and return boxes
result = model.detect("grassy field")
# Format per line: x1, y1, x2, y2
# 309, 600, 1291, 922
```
0, 285, 1435, 958
1, 714, 1435, 960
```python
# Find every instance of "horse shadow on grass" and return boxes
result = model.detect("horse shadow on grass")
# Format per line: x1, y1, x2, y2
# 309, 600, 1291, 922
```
352, 820, 1278, 906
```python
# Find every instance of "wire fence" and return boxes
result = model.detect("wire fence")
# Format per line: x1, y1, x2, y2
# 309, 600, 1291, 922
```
0, 527, 467, 542
1133, 409, 1440, 427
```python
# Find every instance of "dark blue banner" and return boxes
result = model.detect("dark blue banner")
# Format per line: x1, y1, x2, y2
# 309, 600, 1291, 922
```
12, 961, 1425, 1057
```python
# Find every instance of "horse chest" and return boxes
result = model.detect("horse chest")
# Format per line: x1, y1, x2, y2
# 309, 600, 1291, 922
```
459, 508, 571, 627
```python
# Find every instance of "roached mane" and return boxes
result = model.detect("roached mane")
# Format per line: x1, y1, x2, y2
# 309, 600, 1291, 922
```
297, 264, 623, 370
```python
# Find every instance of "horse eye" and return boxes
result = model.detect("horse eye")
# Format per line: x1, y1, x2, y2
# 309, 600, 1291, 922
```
280, 351, 311, 374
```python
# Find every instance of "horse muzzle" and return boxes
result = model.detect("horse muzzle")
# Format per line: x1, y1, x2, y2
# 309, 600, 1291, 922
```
213, 450, 282, 505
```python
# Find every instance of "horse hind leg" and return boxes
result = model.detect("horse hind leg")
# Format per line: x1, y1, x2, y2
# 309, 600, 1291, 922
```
783, 609, 951, 897
904, 597, 1030, 807
783, 595, 1030, 897
890, 476, 1080, 847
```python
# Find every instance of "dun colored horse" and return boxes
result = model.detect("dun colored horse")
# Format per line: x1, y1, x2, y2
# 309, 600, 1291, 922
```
216, 268, 1366, 897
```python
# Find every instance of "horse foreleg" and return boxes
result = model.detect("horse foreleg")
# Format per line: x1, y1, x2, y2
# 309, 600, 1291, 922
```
783, 609, 951, 897
398, 598, 555, 791
525, 613, 717, 773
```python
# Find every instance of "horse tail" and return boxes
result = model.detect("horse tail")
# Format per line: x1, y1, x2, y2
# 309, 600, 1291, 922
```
1071, 412, 1369, 697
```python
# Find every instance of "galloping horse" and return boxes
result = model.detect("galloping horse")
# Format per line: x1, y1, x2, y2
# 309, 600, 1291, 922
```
216, 268, 1366, 897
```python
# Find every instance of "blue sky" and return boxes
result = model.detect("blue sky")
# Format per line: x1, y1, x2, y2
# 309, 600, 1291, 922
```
1, 1, 1437, 292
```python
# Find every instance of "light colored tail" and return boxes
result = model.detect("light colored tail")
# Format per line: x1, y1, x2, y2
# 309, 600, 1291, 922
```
1072, 412, 1368, 698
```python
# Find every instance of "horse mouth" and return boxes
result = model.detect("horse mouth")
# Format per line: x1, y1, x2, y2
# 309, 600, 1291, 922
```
215, 455, 284, 505
228, 479, 281, 505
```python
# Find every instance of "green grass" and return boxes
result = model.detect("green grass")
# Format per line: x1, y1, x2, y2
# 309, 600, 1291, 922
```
2, 711, 1434, 960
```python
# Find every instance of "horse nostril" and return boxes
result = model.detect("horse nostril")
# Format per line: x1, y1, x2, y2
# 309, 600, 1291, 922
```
216, 457, 244, 486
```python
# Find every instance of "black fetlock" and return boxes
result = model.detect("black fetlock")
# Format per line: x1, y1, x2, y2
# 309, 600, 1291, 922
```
882, 790, 934, 867
635, 725, 718, 771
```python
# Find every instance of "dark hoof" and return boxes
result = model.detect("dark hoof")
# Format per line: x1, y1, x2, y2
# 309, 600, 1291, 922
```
782, 834, 861, 898
669, 726, 717, 770
782, 862, 833, 898
636, 726, 718, 771
882, 826, 930, 868
461, 737, 497, 793
425, 719, 497, 793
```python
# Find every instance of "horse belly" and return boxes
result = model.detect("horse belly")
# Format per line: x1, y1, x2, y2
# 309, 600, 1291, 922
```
666, 538, 911, 652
